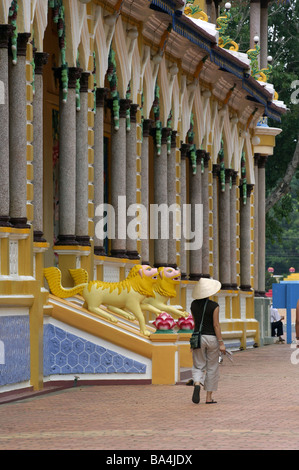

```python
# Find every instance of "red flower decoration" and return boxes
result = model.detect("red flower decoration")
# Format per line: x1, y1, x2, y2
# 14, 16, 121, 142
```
153, 312, 176, 331
176, 314, 195, 331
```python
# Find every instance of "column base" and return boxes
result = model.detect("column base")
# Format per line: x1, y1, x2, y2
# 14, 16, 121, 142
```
154, 263, 172, 269
221, 283, 235, 290
94, 246, 107, 256
181, 273, 188, 280
0, 216, 11, 227
254, 290, 266, 297
189, 273, 203, 281
56, 235, 78, 246
10, 217, 30, 229
110, 249, 128, 259
240, 284, 253, 292
166, 263, 178, 269
141, 260, 150, 266
126, 251, 140, 260
34, 230, 46, 243
75, 235, 91, 246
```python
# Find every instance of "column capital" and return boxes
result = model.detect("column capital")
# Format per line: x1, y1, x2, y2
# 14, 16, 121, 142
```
196, 149, 205, 160
96, 87, 109, 107
68, 67, 82, 88
180, 143, 190, 159
258, 155, 268, 168
143, 119, 154, 137
54, 66, 82, 89
254, 153, 261, 166
0, 24, 14, 48
171, 130, 177, 148
34, 52, 49, 74
119, 98, 131, 118
161, 127, 172, 145
212, 164, 220, 178
16, 32, 31, 56
225, 168, 234, 183
231, 170, 238, 185
79, 72, 90, 92
130, 103, 139, 123
203, 151, 210, 168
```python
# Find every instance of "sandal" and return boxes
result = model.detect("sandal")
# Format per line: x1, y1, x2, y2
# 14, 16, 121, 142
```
192, 385, 201, 404
206, 400, 217, 404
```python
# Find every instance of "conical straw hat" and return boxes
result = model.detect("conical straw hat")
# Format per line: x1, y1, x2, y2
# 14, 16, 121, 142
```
192, 278, 221, 300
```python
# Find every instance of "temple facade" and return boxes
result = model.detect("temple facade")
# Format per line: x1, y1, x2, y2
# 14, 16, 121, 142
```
0, 0, 286, 392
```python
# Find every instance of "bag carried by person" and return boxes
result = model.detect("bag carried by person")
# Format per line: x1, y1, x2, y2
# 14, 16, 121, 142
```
190, 299, 208, 349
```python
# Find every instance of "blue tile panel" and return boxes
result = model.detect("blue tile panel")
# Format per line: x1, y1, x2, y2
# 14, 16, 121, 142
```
44, 324, 147, 376
0, 316, 30, 386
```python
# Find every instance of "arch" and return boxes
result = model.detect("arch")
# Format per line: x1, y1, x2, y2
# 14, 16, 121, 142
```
16, 0, 31, 33
243, 133, 255, 184
0, 0, 11, 23
113, 16, 138, 99
130, 44, 141, 105
63, 0, 87, 67
193, 87, 205, 148
142, 57, 157, 119
32, 0, 48, 52
94, 5, 112, 88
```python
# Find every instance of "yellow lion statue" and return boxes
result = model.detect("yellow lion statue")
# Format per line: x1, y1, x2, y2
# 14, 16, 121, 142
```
44, 264, 158, 336
141, 267, 189, 318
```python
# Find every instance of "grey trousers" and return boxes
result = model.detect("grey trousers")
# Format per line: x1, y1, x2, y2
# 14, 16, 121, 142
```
192, 335, 220, 391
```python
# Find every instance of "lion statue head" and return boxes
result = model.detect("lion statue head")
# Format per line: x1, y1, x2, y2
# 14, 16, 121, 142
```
124, 264, 158, 298
154, 267, 181, 298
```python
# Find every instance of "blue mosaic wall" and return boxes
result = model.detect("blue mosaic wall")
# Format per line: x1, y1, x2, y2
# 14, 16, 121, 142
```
44, 324, 147, 376
0, 315, 30, 386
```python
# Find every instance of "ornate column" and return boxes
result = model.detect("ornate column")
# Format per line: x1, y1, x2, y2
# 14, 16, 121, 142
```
230, 170, 238, 289
260, 0, 269, 69
110, 98, 130, 258
126, 103, 139, 259
140, 119, 153, 265
253, 154, 259, 293
189, 150, 203, 281
55, 66, 82, 245
179, 144, 189, 279
9, 32, 31, 228
0, 25, 13, 226
33, 52, 48, 241
258, 155, 267, 295
218, 169, 231, 289
250, 0, 261, 53
202, 152, 210, 277
94, 87, 108, 256
152, 127, 170, 267
167, 131, 178, 268
239, 183, 254, 291
75, 72, 90, 246
212, 164, 220, 280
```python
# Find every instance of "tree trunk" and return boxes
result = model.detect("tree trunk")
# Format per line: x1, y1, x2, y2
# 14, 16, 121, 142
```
265, 138, 299, 213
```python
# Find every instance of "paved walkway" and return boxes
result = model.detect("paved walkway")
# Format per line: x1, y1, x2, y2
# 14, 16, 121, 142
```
0, 341, 299, 451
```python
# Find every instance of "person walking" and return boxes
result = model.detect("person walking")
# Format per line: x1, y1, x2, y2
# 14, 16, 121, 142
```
190, 277, 226, 404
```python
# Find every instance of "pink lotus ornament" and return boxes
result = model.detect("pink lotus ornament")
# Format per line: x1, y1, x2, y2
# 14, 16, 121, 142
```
176, 314, 195, 332
153, 312, 176, 333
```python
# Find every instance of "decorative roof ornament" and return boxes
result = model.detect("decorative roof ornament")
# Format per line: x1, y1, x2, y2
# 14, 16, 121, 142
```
184, 0, 208, 22
247, 36, 272, 83
216, 2, 239, 52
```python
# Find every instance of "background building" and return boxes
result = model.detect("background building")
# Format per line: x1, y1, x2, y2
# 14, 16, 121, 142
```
0, 0, 286, 392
